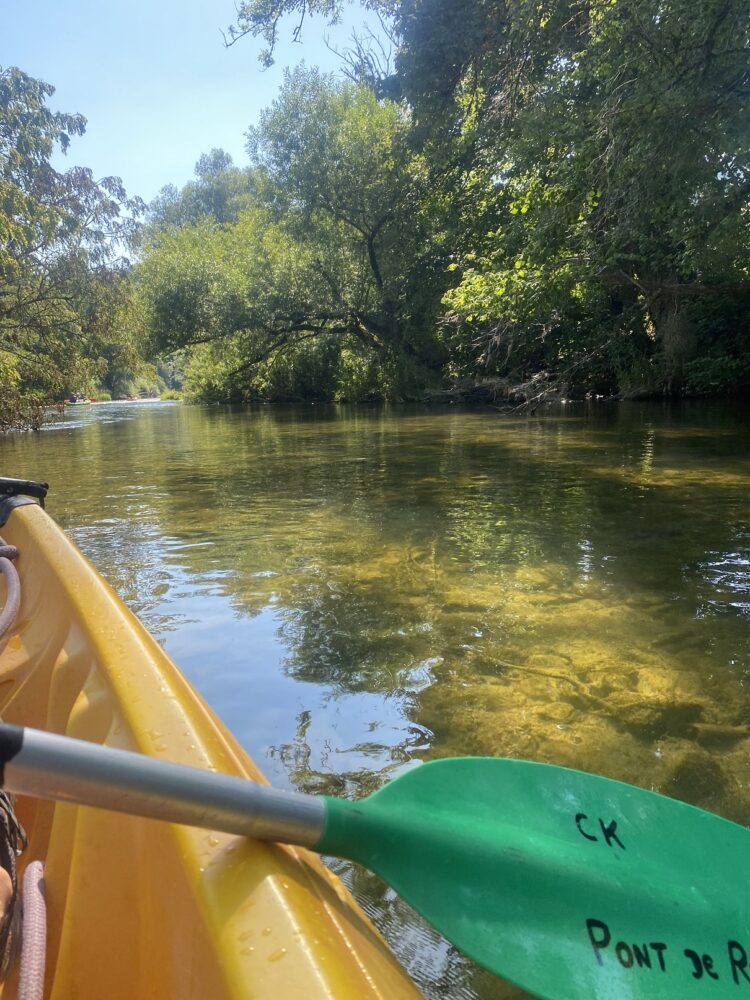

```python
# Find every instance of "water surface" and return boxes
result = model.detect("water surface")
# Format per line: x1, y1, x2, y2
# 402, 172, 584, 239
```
1, 400, 749, 999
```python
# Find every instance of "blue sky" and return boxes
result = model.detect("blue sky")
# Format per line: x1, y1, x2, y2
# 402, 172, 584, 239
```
3, 0, 377, 203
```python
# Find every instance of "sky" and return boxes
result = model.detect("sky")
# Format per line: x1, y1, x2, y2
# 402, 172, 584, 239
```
3, 0, 379, 204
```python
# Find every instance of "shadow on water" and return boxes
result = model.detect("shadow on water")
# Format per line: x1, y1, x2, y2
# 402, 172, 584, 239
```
2, 398, 750, 999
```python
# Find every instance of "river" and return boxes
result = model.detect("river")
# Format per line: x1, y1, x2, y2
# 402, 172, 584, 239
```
2, 399, 749, 999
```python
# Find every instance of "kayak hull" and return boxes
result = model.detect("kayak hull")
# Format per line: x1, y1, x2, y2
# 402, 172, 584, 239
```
0, 502, 420, 999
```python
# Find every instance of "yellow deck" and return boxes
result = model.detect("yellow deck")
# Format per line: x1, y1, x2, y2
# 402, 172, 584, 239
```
0, 502, 420, 999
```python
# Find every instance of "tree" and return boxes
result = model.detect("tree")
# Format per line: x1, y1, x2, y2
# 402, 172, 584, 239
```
248, 68, 447, 366
0, 66, 144, 409
227, 0, 750, 396
225, 1, 395, 64
147, 150, 258, 229
388, 0, 750, 393
139, 70, 451, 400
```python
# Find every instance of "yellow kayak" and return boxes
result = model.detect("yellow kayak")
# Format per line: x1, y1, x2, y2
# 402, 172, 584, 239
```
0, 482, 420, 999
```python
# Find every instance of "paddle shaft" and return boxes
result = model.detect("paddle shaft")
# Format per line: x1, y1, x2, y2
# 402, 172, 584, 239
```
0, 724, 325, 847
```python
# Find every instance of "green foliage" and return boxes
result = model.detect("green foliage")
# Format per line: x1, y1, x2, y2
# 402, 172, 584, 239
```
164, 1, 750, 401
157, 356, 185, 391
180, 331, 419, 403
681, 292, 750, 394
147, 150, 258, 229
139, 69, 451, 402
388, 0, 750, 394
248, 67, 449, 362
0, 65, 145, 423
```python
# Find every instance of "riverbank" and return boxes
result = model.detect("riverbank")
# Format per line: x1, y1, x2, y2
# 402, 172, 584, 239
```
88, 397, 163, 405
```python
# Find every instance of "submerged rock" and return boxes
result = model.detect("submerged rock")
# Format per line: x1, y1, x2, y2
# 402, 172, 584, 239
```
689, 722, 750, 748
660, 747, 728, 813
617, 700, 704, 740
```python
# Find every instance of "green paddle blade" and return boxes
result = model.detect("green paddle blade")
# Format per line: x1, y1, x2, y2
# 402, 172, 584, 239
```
316, 758, 750, 999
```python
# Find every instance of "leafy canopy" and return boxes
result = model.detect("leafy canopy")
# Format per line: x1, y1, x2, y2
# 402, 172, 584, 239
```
0, 65, 144, 405
182, 0, 750, 398
139, 69, 451, 400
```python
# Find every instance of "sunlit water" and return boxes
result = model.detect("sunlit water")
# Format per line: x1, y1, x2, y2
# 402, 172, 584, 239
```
2, 399, 750, 999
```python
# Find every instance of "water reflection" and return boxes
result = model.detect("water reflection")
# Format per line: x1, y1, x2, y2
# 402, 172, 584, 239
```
1, 399, 749, 1000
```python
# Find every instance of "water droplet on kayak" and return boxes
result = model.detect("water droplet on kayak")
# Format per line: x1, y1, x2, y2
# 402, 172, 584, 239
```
207, 835, 219, 847
268, 948, 287, 962
238, 930, 253, 942
261, 927, 272, 937
240, 946, 255, 956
